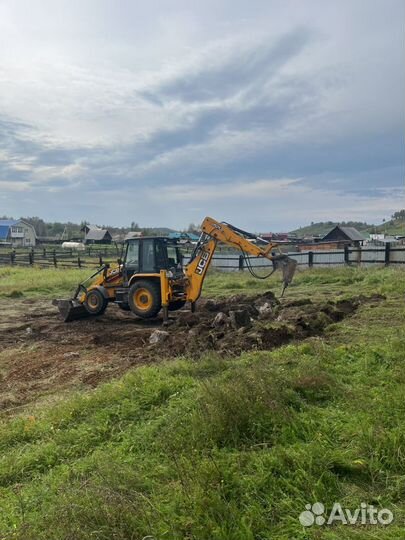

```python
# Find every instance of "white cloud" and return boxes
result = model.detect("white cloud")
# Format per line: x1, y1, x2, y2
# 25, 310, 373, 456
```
0, 0, 403, 227
151, 178, 301, 202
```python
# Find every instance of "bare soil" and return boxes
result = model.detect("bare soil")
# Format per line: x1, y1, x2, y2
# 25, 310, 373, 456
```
0, 291, 385, 413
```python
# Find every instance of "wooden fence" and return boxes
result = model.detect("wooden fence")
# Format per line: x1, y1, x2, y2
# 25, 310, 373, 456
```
0, 246, 120, 269
0, 244, 404, 270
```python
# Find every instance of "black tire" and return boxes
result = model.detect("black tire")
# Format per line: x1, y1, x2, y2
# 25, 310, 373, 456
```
168, 300, 186, 311
84, 289, 108, 316
128, 280, 161, 319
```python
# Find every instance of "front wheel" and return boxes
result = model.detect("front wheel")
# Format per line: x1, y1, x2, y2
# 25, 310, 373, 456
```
84, 289, 108, 316
128, 280, 161, 319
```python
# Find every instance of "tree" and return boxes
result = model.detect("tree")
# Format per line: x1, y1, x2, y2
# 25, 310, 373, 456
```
392, 210, 405, 220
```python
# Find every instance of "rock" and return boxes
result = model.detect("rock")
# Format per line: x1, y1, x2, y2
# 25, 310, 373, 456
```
176, 312, 200, 327
25, 327, 33, 335
258, 302, 274, 319
149, 330, 170, 344
211, 312, 229, 328
229, 309, 252, 329
188, 328, 200, 338
63, 351, 80, 359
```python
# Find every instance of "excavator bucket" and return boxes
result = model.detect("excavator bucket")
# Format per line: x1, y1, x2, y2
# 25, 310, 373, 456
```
281, 256, 297, 286
52, 299, 89, 322
272, 255, 297, 296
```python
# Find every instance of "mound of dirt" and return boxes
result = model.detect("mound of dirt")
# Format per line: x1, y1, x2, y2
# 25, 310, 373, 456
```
0, 291, 385, 412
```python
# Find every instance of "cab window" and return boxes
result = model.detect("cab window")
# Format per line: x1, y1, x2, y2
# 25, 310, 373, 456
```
126, 240, 139, 268
142, 239, 155, 272
155, 241, 167, 269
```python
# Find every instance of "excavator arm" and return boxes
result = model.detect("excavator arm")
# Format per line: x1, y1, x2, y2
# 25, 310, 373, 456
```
184, 217, 297, 303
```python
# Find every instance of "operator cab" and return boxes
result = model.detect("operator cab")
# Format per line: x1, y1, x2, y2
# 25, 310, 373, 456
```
123, 237, 183, 282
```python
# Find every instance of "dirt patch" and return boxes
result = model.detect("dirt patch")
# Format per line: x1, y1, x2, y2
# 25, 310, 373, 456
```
0, 291, 385, 412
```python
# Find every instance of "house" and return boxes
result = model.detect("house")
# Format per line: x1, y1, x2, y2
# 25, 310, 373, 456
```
0, 219, 37, 247
322, 225, 365, 247
84, 228, 112, 244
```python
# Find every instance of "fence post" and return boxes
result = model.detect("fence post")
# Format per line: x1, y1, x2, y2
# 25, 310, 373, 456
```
99, 255, 103, 266
28, 249, 34, 265
344, 245, 350, 265
238, 254, 244, 271
10, 250, 16, 265
385, 242, 391, 266
53, 250, 57, 267
308, 251, 314, 268
43, 247, 46, 257
78, 255, 81, 268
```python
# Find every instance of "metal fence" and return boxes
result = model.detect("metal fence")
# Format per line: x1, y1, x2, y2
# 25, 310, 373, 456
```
207, 244, 405, 271
0, 244, 404, 270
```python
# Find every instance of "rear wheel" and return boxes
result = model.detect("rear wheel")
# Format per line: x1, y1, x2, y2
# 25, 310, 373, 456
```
128, 280, 161, 319
84, 289, 108, 316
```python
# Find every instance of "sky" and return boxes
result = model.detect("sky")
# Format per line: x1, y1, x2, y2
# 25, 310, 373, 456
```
0, 0, 404, 231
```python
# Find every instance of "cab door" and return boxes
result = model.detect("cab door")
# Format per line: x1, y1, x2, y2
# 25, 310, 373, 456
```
124, 239, 139, 282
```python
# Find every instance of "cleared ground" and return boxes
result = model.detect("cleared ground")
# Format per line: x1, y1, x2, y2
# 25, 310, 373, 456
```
0, 289, 384, 413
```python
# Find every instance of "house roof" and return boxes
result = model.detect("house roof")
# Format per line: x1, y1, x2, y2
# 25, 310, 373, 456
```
0, 220, 17, 240
323, 225, 365, 242
337, 226, 365, 241
85, 229, 111, 241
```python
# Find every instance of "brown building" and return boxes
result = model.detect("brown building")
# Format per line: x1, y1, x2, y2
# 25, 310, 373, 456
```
322, 225, 365, 246
297, 225, 365, 252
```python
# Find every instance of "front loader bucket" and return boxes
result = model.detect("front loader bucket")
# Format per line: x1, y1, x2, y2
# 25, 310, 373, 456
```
52, 299, 89, 322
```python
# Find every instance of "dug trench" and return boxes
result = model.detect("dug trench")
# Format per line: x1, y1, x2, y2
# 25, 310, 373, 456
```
0, 291, 385, 412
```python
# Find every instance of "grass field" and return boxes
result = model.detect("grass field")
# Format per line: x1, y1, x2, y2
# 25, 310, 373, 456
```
0, 266, 404, 539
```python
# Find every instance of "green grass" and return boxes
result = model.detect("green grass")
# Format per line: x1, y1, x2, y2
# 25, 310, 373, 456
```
0, 266, 89, 298
0, 267, 405, 538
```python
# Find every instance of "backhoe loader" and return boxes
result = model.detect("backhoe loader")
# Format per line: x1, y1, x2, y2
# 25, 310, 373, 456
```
53, 217, 297, 322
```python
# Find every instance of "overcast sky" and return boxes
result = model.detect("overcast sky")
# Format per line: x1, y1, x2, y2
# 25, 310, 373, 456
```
0, 0, 404, 231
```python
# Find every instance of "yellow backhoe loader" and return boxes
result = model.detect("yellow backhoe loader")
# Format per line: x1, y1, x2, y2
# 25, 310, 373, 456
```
53, 217, 297, 322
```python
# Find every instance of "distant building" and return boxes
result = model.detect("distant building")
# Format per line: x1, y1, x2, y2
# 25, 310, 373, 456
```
168, 232, 200, 242
125, 231, 143, 241
369, 233, 385, 241
0, 219, 37, 247
260, 232, 289, 243
322, 225, 365, 247
84, 229, 112, 244
298, 241, 348, 252
80, 224, 102, 236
